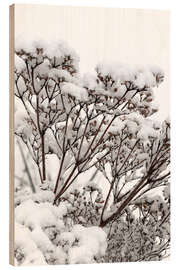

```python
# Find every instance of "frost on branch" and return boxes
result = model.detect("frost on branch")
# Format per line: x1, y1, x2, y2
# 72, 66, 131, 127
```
14, 39, 170, 264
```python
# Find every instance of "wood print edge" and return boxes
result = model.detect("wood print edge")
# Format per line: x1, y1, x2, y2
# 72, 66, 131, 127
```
9, 3, 15, 266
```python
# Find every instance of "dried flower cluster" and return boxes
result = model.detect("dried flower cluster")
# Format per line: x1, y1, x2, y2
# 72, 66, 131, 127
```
14, 40, 170, 265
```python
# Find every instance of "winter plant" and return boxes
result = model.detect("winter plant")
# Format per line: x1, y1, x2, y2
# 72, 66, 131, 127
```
14, 39, 170, 265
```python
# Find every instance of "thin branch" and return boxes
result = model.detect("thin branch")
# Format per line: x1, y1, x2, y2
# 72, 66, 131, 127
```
17, 139, 36, 193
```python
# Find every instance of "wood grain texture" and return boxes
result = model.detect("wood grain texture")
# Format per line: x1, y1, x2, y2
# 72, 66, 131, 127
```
15, 4, 169, 121
9, 4, 15, 266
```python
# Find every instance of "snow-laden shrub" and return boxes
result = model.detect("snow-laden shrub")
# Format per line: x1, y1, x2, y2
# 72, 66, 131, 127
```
14, 39, 170, 263
14, 38, 166, 200
104, 192, 170, 262
15, 199, 107, 266
60, 182, 104, 226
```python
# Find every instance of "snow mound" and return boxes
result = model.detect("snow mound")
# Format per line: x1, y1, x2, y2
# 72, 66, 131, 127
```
61, 82, 88, 101
68, 225, 107, 264
15, 222, 47, 266
15, 200, 107, 265
15, 200, 66, 230
96, 61, 164, 88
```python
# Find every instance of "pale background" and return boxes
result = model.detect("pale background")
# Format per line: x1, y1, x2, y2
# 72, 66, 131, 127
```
15, 4, 170, 121
1, 0, 180, 270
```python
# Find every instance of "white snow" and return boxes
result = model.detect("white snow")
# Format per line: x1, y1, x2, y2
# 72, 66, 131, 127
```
15, 200, 58, 230
15, 200, 107, 265
15, 38, 80, 74
68, 225, 107, 264
61, 82, 88, 101
35, 59, 50, 78
48, 68, 75, 83
96, 62, 136, 82
15, 222, 47, 266
96, 61, 164, 89
134, 70, 156, 88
